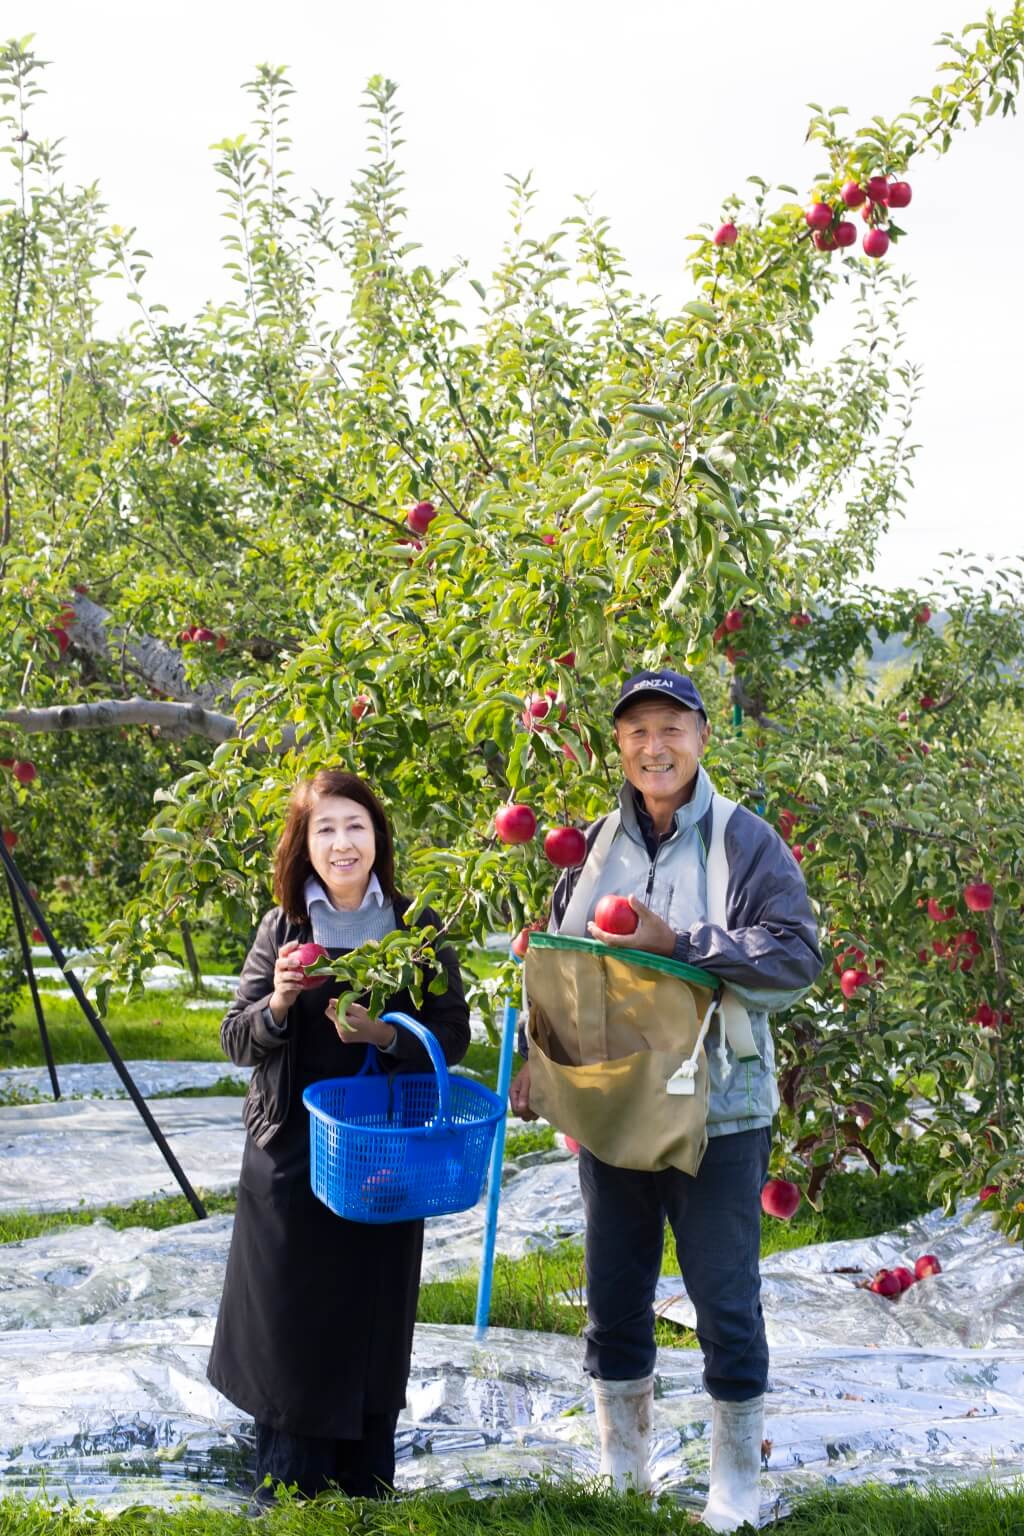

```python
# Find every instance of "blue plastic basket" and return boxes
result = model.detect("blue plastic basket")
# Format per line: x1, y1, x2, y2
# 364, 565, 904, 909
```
302, 1012, 505, 1224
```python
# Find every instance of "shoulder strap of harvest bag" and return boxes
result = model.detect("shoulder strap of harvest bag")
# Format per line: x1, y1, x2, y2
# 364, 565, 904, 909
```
707, 795, 761, 1063
556, 811, 622, 937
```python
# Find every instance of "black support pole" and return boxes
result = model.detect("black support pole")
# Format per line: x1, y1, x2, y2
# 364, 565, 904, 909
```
5, 870, 60, 1100
0, 842, 207, 1220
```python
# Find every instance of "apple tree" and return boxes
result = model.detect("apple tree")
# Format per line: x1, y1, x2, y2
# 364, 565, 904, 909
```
1, 11, 1023, 1231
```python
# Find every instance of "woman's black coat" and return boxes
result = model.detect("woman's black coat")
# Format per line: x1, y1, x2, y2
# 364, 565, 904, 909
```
206, 897, 471, 1439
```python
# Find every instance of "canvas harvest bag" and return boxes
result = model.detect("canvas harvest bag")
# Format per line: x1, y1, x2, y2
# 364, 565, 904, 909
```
523, 794, 760, 1174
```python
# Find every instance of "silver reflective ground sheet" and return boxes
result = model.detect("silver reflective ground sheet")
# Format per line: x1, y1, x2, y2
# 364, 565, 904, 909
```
0, 1061, 251, 1106
0, 1176, 1022, 1519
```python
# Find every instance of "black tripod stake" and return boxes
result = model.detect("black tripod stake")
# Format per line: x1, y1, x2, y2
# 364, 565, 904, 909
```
0, 840, 207, 1220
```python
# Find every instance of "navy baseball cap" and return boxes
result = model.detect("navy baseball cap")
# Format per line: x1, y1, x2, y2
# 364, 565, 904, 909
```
613, 669, 706, 721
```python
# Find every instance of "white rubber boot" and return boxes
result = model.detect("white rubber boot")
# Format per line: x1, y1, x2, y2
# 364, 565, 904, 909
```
701, 1395, 764, 1532
591, 1373, 654, 1492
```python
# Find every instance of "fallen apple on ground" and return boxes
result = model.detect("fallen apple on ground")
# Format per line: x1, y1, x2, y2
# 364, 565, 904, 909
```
914, 1254, 941, 1279
869, 1269, 901, 1298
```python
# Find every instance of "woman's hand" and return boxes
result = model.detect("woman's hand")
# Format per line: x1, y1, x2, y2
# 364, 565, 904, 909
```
324, 998, 398, 1050
268, 940, 306, 1024
587, 897, 677, 958
509, 1062, 538, 1120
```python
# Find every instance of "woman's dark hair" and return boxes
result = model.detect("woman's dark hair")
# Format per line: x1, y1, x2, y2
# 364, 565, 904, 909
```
273, 769, 397, 920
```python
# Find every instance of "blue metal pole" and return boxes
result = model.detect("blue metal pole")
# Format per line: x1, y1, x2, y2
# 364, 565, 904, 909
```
474, 995, 519, 1339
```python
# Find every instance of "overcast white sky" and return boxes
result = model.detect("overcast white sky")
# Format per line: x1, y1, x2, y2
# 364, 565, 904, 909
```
12, 0, 1023, 594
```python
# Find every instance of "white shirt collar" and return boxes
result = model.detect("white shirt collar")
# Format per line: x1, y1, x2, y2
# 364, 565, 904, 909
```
303, 870, 385, 914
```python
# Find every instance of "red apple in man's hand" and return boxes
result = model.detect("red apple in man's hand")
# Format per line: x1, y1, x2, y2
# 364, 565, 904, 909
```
964, 881, 994, 913
914, 1254, 941, 1279
714, 222, 738, 246
12, 761, 36, 785
887, 180, 912, 208
805, 202, 833, 231
544, 826, 587, 868
891, 1266, 916, 1293
761, 1178, 801, 1220
294, 941, 331, 989
495, 804, 537, 845
564, 1135, 582, 1155
863, 228, 890, 259
407, 500, 437, 535
841, 180, 866, 208
869, 1269, 901, 1297
593, 895, 639, 936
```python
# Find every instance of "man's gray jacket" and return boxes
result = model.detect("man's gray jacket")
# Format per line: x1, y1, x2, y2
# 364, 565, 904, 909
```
519, 765, 822, 1137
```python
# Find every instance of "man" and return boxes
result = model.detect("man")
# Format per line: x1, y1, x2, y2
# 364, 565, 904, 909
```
509, 669, 821, 1532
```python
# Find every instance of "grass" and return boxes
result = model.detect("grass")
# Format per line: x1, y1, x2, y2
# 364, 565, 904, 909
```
0, 1478, 1022, 1534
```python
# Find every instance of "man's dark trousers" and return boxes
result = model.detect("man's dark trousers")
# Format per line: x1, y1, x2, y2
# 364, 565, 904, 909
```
579, 1126, 770, 1400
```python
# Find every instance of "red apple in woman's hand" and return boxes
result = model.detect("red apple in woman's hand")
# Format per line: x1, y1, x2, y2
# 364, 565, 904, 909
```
294, 941, 331, 989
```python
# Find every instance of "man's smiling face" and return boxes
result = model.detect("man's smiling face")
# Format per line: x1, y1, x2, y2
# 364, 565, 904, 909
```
614, 700, 711, 812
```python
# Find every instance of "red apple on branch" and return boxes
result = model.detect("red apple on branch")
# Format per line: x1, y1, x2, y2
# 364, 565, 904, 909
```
964, 881, 994, 913
593, 895, 639, 936
350, 694, 371, 721
12, 761, 36, 785
714, 222, 738, 246
2, 828, 16, 850
840, 968, 869, 1000
495, 804, 538, 845
887, 180, 912, 208
805, 202, 833, 231
544, 826, 587, 868
724, 608, 744, 633
834, 221, 857, 248
865, 176, 890, 203
192, 627, 216, 643
863, 228, 890, 259
979, 1184, 1000, 1202
914, 605, 931, 624
841, 181, 866, 208
761, 1178, 801, 1219
407, 500, 437, 535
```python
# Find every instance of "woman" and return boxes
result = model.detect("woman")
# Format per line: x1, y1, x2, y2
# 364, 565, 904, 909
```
207, 769, 471, 1507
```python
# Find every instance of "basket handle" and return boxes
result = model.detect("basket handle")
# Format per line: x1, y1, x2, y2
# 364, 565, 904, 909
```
380, 1011, 453, 1136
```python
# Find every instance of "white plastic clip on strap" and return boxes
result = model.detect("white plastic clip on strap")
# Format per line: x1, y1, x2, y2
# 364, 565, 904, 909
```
667, 995, 719, 1096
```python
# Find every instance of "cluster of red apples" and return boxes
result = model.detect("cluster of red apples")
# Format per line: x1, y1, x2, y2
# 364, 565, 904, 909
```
867, 1253, 941, 1298
714, 174, 912, 260
178, 625, 227, 650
